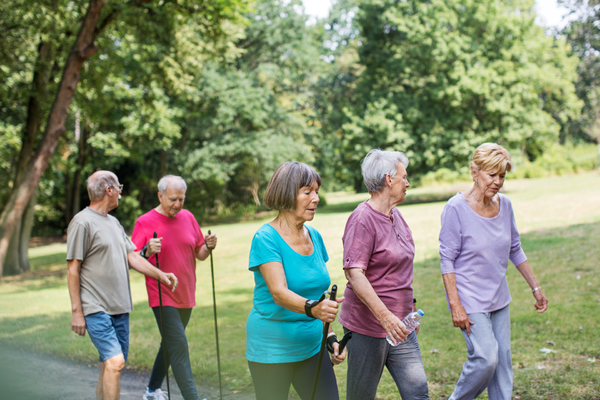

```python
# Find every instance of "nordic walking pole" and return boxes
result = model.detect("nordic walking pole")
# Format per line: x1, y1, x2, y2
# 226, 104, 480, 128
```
207, 230, 223, 400
154, 232, 171, 400
311, 284, 337, 400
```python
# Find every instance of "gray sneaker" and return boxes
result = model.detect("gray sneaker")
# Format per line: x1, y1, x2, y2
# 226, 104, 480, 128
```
143, 387, 168, 400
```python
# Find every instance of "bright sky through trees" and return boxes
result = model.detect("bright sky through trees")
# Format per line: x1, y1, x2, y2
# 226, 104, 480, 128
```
302, 0, 572, 28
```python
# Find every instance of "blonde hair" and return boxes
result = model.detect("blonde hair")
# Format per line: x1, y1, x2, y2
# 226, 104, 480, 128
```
471, 143, 513, 174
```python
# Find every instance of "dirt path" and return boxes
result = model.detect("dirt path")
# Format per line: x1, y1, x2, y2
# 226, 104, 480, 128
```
0, 345, 255, 400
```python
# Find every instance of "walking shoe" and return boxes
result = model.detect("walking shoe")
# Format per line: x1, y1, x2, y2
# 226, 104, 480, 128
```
143, 387, 168, 400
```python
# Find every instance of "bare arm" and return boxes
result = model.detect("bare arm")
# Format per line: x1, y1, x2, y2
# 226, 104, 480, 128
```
515, 260, 548, 313
345, 268, 408, 343
67, 259, 86, 336
196, 233, 217, 261
442, 273, 474, 335
127, 252, 178, 292
260, 261, 343, 323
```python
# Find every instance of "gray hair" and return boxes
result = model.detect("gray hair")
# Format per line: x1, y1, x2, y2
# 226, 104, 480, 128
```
361, 149, 409, 194
86, 171, 118, 202
158, 175, 187, 193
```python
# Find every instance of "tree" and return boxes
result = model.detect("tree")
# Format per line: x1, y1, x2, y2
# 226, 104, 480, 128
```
560, 0, 600, 156
338, 0, 582, 183
0, 0, 249, 278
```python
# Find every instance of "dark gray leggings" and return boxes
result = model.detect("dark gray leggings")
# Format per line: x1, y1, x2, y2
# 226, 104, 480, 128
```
344, 328, 429, 400
248, 351, 339, 400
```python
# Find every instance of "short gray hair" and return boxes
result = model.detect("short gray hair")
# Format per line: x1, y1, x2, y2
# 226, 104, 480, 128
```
86, 171, 118, 202
158, 175, 187, 193
361, 149, 409, 194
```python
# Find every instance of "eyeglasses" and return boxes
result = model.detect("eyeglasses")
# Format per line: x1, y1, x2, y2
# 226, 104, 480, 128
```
108, 184, 124, 192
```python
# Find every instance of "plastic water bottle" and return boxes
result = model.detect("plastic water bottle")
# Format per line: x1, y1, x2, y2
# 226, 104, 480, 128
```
386, 309, 424, 346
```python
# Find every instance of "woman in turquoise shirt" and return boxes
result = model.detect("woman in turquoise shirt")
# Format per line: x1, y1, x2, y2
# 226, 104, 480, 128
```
247, 162, 346, 400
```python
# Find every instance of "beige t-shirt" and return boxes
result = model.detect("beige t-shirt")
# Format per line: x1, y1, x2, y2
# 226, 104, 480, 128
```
67, 207, 136, 316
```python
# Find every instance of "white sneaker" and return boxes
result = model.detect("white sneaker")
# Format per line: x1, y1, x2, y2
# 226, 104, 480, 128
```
142, 387, 168, 400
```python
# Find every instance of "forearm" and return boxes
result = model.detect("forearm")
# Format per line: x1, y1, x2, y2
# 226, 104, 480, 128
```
128, 252, 161, 279
346, 269, 391, 322
195, 243, 210, 261
442, 273, 463, 309
515, 260, 540, 289
271, 286, 310, 314
67, 260, 83, 313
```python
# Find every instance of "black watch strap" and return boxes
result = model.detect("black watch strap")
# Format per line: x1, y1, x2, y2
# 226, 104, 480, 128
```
140, 242, 149, 259
305, 299, 318, 318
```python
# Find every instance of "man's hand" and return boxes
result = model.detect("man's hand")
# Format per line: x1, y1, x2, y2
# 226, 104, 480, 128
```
160, 272, 179, 292
205, 233, 217, 249
71, 310, 86, 336
380, 311, 408, 344
146, 237, 163, 257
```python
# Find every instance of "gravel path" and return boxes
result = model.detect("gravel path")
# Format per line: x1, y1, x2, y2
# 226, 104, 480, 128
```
0, 345, 255, 400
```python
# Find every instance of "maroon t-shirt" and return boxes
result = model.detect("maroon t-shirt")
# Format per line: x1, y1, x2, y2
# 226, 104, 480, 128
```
338, 201, 415, 338
132, 209, 205, 308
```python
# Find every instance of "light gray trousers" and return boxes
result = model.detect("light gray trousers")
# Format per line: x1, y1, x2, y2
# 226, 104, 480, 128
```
449, 305, 513, 400
344, 328, 430, 400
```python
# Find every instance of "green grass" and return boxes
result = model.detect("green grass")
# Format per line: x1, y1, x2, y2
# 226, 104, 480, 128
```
1, 171, 599, 399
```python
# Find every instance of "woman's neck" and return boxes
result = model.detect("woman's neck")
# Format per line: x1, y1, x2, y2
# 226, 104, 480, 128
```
272, 211, 305, 235
368, 191, 396, 216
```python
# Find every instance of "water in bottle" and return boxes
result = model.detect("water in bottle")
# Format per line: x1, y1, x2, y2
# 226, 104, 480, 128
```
386, 309, 424, 346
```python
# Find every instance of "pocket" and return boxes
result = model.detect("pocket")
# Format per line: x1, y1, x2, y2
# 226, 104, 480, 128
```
463, 329, 474, 355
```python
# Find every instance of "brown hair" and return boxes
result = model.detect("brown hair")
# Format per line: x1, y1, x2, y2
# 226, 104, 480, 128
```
263, 162, 322, 210
471, 143, 513, 174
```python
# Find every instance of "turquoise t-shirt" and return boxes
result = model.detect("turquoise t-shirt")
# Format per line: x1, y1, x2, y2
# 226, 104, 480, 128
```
246, 223, 331, 363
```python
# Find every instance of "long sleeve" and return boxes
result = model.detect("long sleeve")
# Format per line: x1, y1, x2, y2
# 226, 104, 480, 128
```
508, 202, 527, 266
439, 204, 462, 274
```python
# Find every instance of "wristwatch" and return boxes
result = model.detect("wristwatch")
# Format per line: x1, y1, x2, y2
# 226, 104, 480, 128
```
305, 299, 319, 318
140, 243, 149, 259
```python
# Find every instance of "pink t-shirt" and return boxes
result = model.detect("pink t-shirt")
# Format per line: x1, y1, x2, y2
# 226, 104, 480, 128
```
338, 201, 415, 338
132, 209, 205, 308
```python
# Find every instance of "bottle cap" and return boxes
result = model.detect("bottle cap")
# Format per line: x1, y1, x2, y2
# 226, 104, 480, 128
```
417, 309, 424, 316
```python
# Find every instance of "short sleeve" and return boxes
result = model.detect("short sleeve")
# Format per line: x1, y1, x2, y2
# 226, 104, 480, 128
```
131, 218, 149, 251
342, 214, 374, 270
249, 227, 283, 271
66, 221, 87, 261
120, 224, 137, 254
507, 201, 527, 266
439, 203, 462, 274
192, 215, 205, 253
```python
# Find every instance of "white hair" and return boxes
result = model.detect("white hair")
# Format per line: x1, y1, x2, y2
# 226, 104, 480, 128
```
157, 175, 187, 193
86, 171, 117, 202
361, 149, 409, 194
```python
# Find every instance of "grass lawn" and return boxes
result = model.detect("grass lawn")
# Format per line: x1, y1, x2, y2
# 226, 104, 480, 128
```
1, 172, 599, 399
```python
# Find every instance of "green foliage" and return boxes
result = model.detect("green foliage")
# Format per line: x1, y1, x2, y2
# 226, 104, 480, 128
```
336, 0, 582, 181
511, 143, 599, 179
560, 0, 600, 143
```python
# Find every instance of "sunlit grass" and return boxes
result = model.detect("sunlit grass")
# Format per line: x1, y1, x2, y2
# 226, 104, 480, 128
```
1, 171, 599, 399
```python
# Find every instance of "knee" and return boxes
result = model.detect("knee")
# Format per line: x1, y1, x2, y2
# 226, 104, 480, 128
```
104, 354, 125, 373
478, 352, 499, 376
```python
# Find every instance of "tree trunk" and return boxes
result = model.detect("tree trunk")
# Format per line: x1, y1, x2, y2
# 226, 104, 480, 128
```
18, 189, 37, 273
0, 0, 105, 279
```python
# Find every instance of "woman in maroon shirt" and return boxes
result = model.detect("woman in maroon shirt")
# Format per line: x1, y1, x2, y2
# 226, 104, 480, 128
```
339, 149, 429, 400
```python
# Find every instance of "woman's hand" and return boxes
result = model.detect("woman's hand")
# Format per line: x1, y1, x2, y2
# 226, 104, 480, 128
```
450, 303, 474, 335
381, 312, 409, 344
312, 297, 344, 323
533, 289, 548, 313
331, 341, 347, 365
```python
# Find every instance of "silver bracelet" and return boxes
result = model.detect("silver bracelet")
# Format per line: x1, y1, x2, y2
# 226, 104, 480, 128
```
532, 287, 541, 293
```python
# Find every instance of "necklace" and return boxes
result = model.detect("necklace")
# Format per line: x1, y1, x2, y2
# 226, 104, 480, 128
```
470, 189, 495, 209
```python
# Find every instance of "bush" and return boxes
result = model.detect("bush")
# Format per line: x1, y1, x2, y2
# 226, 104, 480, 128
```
419, 167, 471, 187
512, 143, 598, 179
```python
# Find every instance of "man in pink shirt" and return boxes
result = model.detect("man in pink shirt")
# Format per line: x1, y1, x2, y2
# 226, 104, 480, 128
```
132, 175, 217, 400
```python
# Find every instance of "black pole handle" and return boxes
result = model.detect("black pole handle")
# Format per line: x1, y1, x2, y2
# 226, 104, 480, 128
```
338, 332, 352, 353
152, 232, 160, 269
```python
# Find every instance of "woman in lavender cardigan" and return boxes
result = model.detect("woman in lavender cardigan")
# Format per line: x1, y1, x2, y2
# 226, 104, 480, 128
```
439, 143, 548, 400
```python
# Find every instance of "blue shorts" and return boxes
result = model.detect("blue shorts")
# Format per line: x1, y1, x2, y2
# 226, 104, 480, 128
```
85, 312, 129, 363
